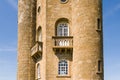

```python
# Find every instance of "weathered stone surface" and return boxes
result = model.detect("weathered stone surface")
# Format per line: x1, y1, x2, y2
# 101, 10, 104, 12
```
18, 0, 104, 80
18, 0, 36, 80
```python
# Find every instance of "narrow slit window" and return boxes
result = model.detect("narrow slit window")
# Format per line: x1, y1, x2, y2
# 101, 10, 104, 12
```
38, 29, 42, 41
38, 6, 41, 13
37, 64, 40, 79
97, 18, 101, 30
37, 27, 42, 42
98, 60, 102, 73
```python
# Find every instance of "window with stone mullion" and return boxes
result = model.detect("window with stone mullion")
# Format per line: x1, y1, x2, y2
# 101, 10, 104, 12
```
64, 25, 68, 36
57, 23, 68, 36
57, 25, 62, 36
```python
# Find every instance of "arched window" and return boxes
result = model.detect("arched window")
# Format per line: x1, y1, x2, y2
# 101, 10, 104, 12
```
37, 27, 42, 42
57, 22, 69, 36
58, 60, 68, 75
37, 64, 40, 79
37, 6, 41, 13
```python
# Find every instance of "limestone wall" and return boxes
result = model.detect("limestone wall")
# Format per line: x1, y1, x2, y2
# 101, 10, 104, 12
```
18, 0, 36, 80
72, 0, 103, 80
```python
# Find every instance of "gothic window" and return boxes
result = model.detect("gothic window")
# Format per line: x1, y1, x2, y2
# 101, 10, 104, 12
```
37, 27, 42, 42
58, 60, 68, 75
37, 64, 40, 79
57, 22, 69, 36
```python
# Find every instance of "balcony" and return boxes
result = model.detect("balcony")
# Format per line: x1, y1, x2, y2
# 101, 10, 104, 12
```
52, 36, 73, 53
31, 41, 42, 60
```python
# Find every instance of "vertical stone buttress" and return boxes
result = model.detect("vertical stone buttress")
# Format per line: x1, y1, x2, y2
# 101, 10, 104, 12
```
72, 0, 103, 80
18, 0, 36, 80
36, 0, 47, 80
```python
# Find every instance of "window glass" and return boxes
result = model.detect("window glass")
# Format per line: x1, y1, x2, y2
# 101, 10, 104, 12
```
57, 22, 69, 36
58, 60, 68, 75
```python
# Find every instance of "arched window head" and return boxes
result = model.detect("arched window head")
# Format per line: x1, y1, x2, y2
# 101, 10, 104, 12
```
56, 18, 69, 36
58, 60, 68, 75
37, 63, 40, 79
37, 27, 42, 42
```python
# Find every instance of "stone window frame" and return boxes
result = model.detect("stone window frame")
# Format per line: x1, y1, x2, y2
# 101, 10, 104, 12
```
55, 18, 70, 36
58, 60, 69, 76
97, 59, 103, 74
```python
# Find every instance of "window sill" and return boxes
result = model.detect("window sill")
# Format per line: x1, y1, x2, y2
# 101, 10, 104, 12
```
96, 29, 101, 32
96, 71, 102, 74
35, 78, 41, 80
56, 75, 71, 78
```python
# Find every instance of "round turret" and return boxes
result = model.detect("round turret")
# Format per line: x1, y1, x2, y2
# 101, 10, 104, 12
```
72, 0, 103, 79
17, 0, 36, 80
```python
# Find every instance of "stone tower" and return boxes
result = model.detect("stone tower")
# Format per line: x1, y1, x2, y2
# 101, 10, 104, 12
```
18, 0, 104, 80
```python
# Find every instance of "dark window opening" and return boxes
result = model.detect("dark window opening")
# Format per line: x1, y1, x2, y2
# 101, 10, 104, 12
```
38, 6, 41, 13
61, 0, 66, 2
98, 60, 102, 73
97, 18, 101, 30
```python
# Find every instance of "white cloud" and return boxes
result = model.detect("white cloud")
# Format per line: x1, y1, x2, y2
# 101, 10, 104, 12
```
104, 3, 120, 18
6, 0, 18, 10
0, 47, 16, 52
114, 4, 120, 11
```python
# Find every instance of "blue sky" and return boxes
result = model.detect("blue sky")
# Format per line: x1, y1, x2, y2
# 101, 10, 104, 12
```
0, 0, 120, 80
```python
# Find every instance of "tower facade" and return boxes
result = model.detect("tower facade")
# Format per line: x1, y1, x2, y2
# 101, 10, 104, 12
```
18, 0, 104, 80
